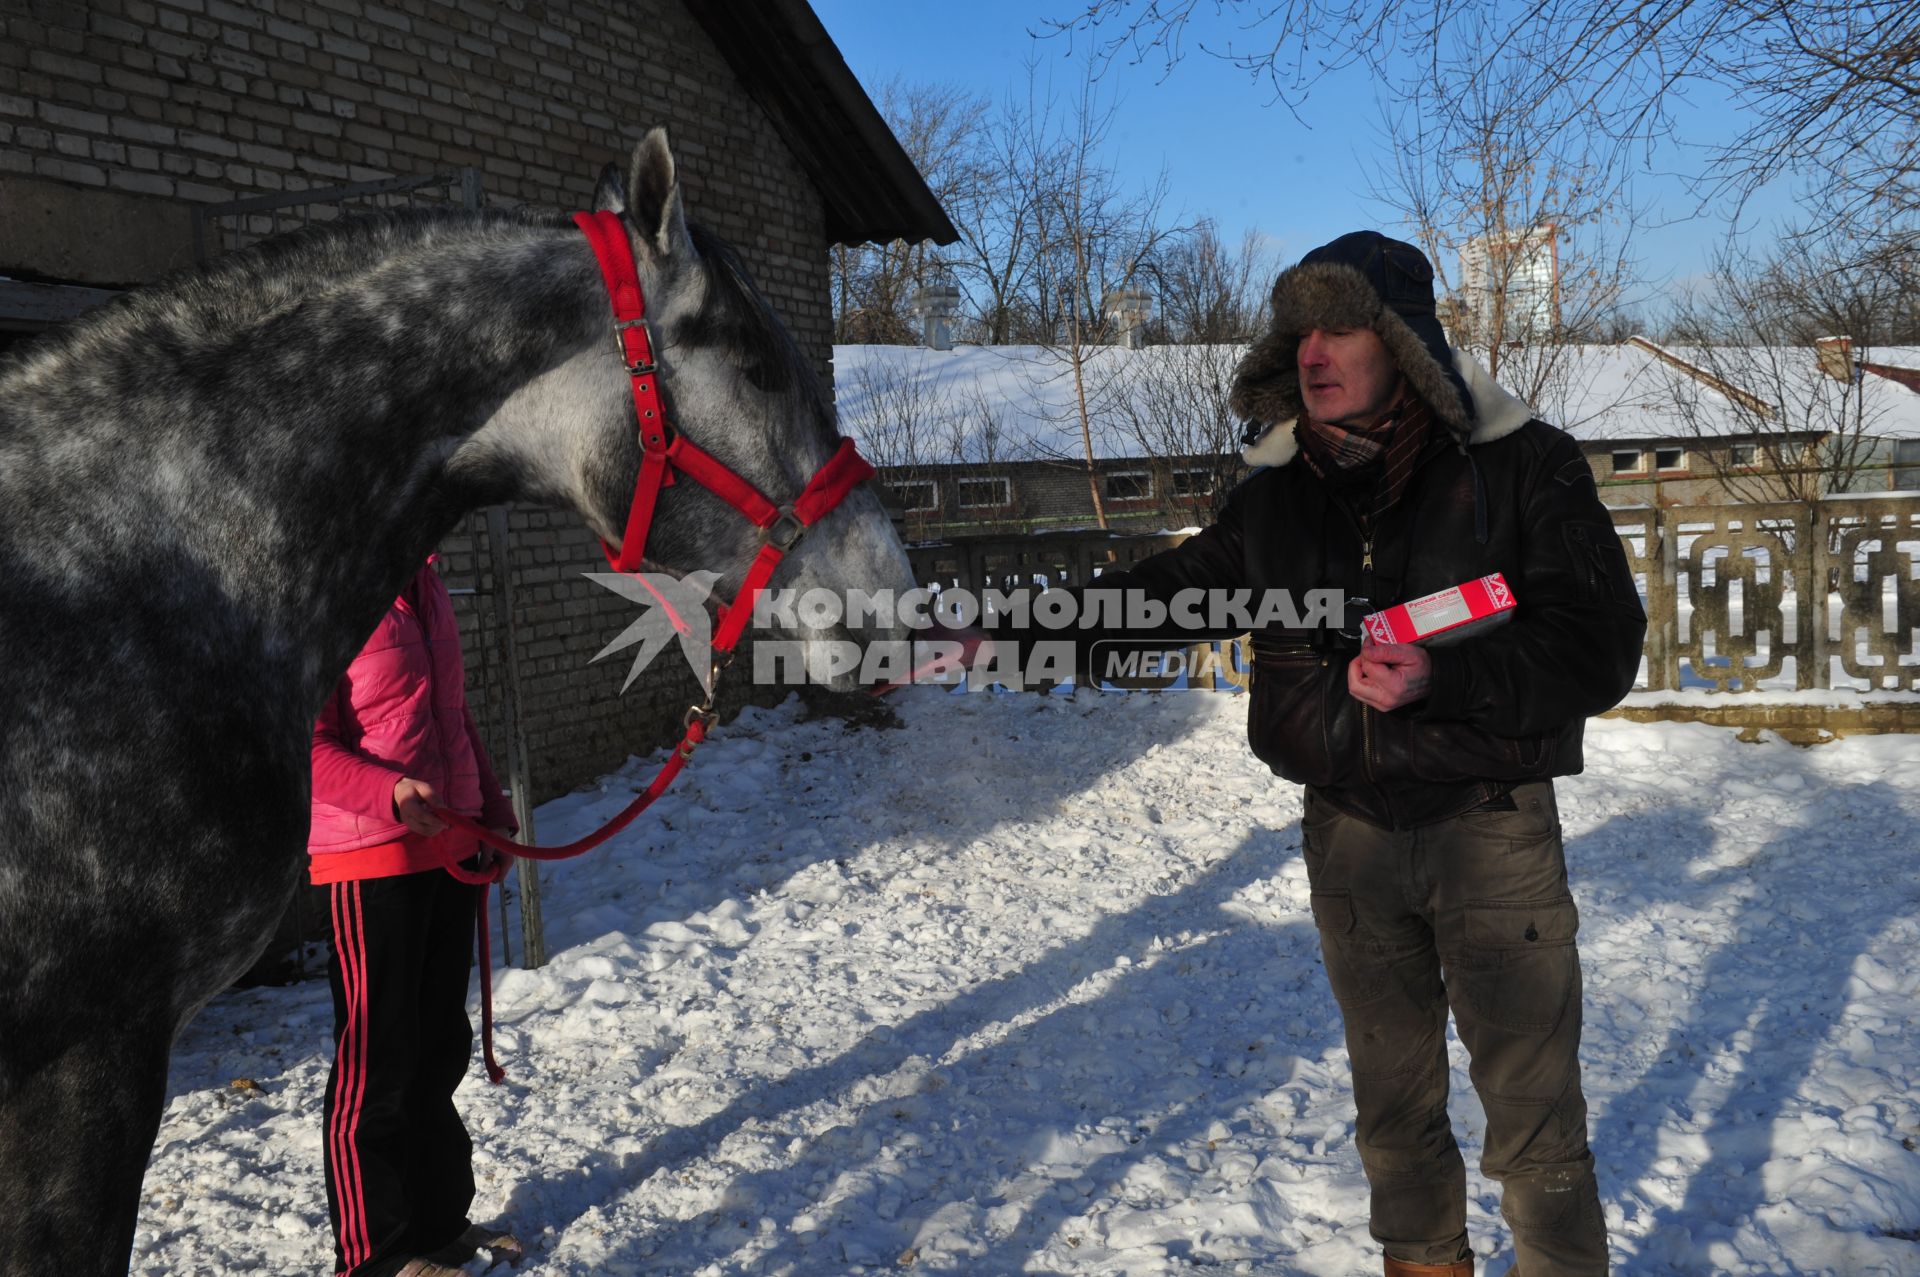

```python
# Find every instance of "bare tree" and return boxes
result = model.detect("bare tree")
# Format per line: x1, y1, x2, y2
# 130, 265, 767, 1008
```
836, 352, 1040, 533
833, 79, 989, 344
1037, 0, 1435, 113
1660, 235, 1908, 503
1043, 2, 1920, 252
1151, 220, 1274, 343
1095, 223, 1270, 523
939, 69, 1061, 346
839, 353, 952, 473
1014, 70, 1193, 527
1733, 230, 1920, 347
1099, 343, 1251, 524
1372, 10, 1644, 424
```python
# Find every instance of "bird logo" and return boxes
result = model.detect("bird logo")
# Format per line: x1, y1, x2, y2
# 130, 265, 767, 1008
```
585, 570, 725, 693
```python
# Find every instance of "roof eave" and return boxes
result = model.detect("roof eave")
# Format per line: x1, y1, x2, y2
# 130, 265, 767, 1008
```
687, 0, 960, 248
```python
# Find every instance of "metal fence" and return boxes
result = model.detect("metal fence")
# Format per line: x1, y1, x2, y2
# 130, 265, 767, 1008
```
905, 496, 1920, 695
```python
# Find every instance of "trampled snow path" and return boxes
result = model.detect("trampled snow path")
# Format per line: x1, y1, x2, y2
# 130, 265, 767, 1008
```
135, 690, 1920, 1275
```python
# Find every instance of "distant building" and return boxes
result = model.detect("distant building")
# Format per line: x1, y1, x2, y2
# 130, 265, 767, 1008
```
1560, 336, 1920, 506
1457, 224, 1561, 341
842, 335, 1920, 538
836, 343, 1248, 540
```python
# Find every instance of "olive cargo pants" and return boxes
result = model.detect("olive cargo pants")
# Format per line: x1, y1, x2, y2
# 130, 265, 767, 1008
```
1302, 781, 1608, 1275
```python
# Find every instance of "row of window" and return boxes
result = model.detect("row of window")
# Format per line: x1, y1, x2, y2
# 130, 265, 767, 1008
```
1607, 444, 1768, 476
900, 446, 1783, 509
1610, 446, 1689, 475
893, 468, 1214, 514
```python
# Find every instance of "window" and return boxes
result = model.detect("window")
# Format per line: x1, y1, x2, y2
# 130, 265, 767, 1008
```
1729, 443, 1758, 467
1654, 447, 1686, 471
956, 476, 1011, 509
1169, 468, 1212, 497
1610, 449, 1644, 475
894, 481, 938, 513
1103, 470, 1152, 500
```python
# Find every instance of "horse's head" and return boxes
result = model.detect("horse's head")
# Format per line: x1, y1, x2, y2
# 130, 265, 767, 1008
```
547, 128, 919, 688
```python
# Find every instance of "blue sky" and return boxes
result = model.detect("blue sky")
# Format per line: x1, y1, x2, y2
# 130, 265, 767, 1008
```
813, 0, 1803, 310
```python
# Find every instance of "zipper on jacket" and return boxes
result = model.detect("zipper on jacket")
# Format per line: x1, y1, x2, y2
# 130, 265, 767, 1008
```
1326, 498, 1377, 604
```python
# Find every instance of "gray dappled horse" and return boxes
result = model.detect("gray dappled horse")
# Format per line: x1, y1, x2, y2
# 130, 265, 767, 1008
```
0, 129, 914, 1274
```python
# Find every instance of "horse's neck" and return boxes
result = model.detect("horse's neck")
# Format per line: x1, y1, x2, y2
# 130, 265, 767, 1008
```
273, 232, 604, 695
20, 225, 603, 707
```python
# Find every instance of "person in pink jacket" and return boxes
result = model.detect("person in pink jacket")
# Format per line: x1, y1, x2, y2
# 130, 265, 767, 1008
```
310, 558, 523, 1277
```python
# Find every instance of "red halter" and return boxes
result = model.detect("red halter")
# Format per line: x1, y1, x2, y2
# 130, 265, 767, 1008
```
432, 210, 878, 1080
570, 209, 876, 649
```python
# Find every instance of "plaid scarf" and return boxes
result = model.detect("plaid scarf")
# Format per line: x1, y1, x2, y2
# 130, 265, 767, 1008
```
1296, 396, 1435, 529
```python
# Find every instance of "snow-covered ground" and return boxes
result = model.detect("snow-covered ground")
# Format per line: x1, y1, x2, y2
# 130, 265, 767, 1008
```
136, 690, 1920, 1276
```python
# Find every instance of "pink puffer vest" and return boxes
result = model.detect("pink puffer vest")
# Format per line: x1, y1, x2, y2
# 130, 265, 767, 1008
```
307, 563, 491, 855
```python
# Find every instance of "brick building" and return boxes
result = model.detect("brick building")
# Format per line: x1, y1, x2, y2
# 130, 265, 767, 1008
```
0, 0, 955, 804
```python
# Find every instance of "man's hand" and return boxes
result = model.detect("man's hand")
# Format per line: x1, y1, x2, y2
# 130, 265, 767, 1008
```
392, 777, 449, 837
1348, 639, 1432, 711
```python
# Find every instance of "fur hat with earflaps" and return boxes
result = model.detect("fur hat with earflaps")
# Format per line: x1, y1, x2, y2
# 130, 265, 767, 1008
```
1231, 230, 1474, 441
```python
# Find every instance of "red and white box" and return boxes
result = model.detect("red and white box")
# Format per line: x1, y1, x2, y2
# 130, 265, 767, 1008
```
1362, 573, 1516, 646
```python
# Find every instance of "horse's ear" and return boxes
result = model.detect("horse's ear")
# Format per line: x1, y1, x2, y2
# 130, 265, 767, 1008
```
627, 126, 692, 261
592, 162, 627, 215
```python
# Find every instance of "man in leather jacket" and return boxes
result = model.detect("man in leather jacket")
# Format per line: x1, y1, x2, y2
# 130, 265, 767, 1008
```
1027, 232, 1644, 1276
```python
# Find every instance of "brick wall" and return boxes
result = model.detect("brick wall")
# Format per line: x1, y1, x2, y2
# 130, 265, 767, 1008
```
3, 0, 840, 802
0, 0, 833, 368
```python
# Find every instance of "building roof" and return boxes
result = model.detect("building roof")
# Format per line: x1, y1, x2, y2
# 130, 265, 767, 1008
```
837, 340, 1920, 460
687, 0, 958, 248
1542, 339, 1920, 443
835, 343, 1249, 462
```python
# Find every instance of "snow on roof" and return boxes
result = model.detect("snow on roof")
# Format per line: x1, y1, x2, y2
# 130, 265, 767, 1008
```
1564, 340, 1920, 443
833, 343, 1249, 463
834, 340, 1920, 460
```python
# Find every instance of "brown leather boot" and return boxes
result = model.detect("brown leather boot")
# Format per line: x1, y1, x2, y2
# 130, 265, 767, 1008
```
1383, 1255, 1474, 1277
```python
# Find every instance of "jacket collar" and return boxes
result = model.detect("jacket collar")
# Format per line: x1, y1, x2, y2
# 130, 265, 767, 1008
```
1242, 349, 1534, 468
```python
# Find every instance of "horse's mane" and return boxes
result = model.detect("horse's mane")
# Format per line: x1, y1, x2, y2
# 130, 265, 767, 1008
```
682, 222, 837, 434
1, 207, 836, 442
0, 207, 572, 388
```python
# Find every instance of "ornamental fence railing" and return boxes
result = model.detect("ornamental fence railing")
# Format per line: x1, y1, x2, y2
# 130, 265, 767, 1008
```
904, 495, 1920, 695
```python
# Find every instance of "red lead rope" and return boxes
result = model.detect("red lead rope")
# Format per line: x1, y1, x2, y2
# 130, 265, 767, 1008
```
432, 209, 875, 1083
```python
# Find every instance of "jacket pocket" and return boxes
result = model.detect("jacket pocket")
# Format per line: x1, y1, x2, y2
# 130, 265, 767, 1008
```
1383, 717, 1557, 785
1248, 662, 1352, 787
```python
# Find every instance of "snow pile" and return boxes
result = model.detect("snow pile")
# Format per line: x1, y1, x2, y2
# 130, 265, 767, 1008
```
137, 691, 1920, 1275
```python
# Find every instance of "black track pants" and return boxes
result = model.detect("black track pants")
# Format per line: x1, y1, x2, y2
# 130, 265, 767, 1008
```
322, 871, 479, 1277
